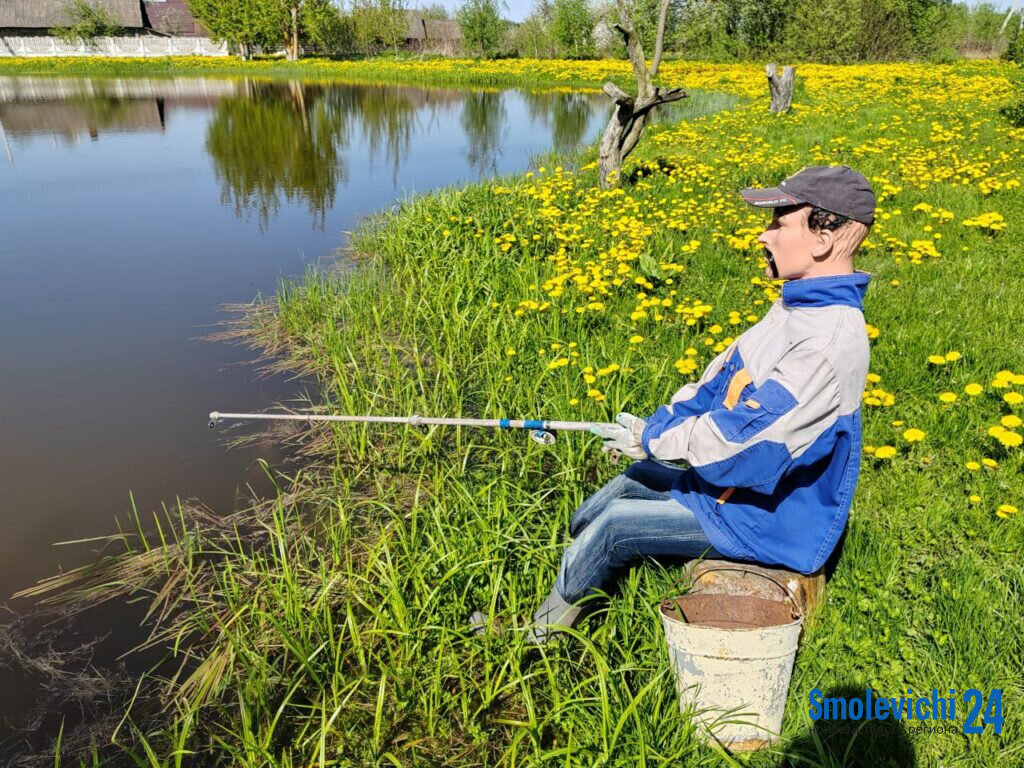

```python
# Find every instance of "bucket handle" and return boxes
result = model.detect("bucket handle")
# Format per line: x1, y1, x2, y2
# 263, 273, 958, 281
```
688, 564, 805, 622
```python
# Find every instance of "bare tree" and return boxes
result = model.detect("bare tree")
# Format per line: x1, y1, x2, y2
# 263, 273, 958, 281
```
597, 0, 685, 188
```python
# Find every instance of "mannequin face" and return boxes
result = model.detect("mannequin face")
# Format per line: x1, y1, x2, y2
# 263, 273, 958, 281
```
757, 204, 836, 280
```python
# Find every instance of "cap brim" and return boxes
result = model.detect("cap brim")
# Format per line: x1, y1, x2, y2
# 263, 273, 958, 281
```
739, 187, 804, 208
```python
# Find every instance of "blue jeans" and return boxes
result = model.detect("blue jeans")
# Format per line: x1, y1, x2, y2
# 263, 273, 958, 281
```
554, 460, 722, 603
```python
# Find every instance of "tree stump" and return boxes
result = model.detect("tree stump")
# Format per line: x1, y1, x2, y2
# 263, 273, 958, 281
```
683, 559, 826, 633
766, 63, 796, 114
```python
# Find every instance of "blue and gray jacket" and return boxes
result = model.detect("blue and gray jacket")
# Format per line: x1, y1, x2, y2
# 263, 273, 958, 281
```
641, 271, 871, 574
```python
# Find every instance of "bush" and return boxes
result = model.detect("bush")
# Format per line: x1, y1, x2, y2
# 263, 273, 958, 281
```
1000, 98, 1024, 127
50, 0, 122, 45
1004, 22, 1024, 65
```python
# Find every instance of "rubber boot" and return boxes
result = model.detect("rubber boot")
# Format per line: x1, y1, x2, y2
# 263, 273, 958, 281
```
527, 585, 585, 645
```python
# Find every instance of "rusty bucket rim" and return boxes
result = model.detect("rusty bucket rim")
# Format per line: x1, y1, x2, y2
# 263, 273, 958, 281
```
659, 594, 803, 632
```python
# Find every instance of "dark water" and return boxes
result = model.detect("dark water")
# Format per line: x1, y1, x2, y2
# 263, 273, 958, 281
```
0, 75, 611, 743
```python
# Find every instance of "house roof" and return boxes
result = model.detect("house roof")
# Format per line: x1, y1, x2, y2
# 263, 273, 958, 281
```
404, 12, 425, 40
0, 0, 145, 29
424, 19, 461, 41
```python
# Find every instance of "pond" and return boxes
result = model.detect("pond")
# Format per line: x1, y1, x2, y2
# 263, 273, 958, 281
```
0, 74, 729, 750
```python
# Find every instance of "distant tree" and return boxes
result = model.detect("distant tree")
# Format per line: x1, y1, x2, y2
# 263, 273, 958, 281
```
457, 0, 505, 57
420, 2, 449, 19
51, 0, 123, 45
627, 0, 681, 59
508, 12, 558, 57
351, 0, 406, 55
552, 0, 593, 57
185, 0, 277, 59
187, 0, 339, 60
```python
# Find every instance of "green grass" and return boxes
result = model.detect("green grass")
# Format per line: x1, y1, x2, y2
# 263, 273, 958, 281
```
18, 60, 1024, 766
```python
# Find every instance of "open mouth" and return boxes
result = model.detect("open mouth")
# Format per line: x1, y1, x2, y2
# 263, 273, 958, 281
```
763, 248, 779, 278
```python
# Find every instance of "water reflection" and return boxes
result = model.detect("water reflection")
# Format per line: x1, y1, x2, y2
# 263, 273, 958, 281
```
206, 81, 351, 229
523, 90, 592, 155
0, 77, 609, 229
461, 90, 508, 176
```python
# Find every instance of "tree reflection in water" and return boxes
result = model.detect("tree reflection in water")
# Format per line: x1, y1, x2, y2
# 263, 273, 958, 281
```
206, 80, 351, 231
460, 90, 507, 177
204, 81, 605, 231
523, 90, 596, 156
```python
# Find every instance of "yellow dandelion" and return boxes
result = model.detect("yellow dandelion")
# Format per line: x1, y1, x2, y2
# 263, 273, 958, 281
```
969, 494, 981, 504
966, 461, 981, 471
945, 351, 962, 362
996, 504, 1018, 519
927, 355, 946, 365
1004, 392, 1023, 405
629, 335, 645, 344
505, 347, 516, 356
964, 383, 983, 396
891, 420, 905, 427
998, 431, 1023, 448
903, 428, 926, 442
1001, 414, 1023, 429
938, 392, 957, 404
982, 457, 999, 468
874, 445, 897, 459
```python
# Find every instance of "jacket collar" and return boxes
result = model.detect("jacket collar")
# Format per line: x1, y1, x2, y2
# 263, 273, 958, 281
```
781, 270, 871, 310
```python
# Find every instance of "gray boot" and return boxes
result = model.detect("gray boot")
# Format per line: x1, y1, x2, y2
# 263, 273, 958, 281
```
527, 585, 585, 645
469, 586, 585, 644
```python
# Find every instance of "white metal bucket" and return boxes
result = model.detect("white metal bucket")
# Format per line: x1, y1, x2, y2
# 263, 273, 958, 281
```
660, 566, 803, 751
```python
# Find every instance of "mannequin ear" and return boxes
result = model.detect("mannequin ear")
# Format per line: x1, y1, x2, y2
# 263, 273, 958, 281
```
811, 228, 834, 259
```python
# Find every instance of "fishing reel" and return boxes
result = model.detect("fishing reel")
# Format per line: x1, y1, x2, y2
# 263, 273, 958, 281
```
208, 411, 221, 429
530, 429, 556, 446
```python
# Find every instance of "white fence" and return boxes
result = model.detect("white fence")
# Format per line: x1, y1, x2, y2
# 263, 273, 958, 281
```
0, 36, 229, 57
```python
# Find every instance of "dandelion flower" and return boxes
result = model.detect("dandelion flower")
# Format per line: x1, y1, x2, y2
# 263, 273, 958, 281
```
1001, 414, 1023, 429
996, 504, 1018, 519
969, 495, 981, 504
982, 458, 999, 468
927, 355, 946, 365
938, 392, 957, 403
875, 445, 897, 459
998, 431, 1023, 448
903, 428, 926, 442
945, 351, 962, 362
964, 383, 983, 396
629, 335, 645, 344
1004, 392, 1023, 405
891, 420, 905, 427
966, 461, 981, 471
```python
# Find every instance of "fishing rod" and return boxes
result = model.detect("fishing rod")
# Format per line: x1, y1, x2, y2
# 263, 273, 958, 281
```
208, 410, 618, 447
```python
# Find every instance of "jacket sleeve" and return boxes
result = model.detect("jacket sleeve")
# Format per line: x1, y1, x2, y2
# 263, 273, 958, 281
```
643, 347, 733, 434
641, 346, 841, 494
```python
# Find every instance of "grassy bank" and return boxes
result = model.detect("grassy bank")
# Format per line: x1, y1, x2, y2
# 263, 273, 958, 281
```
28, 60, 1024, 766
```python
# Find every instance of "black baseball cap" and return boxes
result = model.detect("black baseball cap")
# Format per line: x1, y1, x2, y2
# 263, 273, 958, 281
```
740, 165, 876, 226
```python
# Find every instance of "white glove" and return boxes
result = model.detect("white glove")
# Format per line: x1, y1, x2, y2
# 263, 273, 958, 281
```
589, 412, 648, 460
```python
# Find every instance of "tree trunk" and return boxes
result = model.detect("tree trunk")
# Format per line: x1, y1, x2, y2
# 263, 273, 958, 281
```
287, 6, 299, 62
766, 63, 796, 114
650, 0, 670, 78
597, 0, 686, 188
